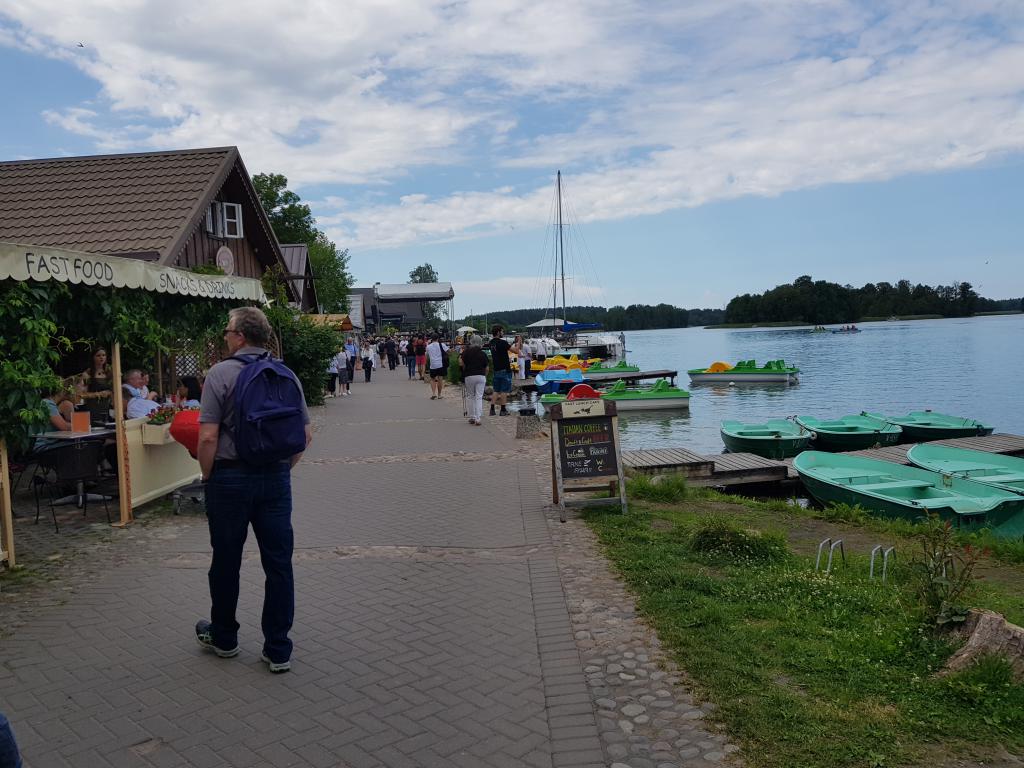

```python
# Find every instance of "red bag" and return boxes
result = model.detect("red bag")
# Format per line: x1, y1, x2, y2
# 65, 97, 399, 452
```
169, 409, 201, 459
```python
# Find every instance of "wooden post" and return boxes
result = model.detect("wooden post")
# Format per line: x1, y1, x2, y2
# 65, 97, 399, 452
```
0, 438, 15, 567
110, 341, 133, 527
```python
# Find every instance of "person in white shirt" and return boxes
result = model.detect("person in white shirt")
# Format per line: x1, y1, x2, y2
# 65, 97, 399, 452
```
123, 369, 161, 418
425, 335, 448, 399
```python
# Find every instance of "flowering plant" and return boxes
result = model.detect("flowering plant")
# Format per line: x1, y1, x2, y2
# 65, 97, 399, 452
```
146, 406, 177, 426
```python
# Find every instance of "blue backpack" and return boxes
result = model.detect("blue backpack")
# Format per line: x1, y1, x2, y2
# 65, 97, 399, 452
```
231, 352, 307, 466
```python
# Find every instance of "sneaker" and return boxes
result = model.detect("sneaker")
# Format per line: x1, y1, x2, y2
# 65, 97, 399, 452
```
430, 395, 437, 400
260, 652, 291, 673
489, 406, 496, 416
195, 620, 239, 658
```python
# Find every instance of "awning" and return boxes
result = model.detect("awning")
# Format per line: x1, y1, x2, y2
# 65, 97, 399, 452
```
1, 241, 267, 303
564, 322, 602, 332
374, 282, 454, 301
309, 313, 354, 331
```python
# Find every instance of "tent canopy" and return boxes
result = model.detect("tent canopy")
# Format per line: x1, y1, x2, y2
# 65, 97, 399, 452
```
1, 241, 267, 303
374, 282, 454, 301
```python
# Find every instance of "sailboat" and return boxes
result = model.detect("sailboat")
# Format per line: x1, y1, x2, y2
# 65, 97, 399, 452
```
530, 171, 625, 361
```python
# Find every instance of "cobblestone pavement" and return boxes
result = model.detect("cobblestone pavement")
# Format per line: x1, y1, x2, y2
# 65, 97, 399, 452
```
1, 370, 738, 767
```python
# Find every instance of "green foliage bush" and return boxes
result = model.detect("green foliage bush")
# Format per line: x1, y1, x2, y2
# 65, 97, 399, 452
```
690, 516, 788, 563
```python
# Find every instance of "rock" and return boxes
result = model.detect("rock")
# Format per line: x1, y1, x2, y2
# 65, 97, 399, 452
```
621, 703, 646, 717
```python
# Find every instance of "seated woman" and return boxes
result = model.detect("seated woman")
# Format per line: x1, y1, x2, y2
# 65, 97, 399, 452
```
175, 376, 202, 408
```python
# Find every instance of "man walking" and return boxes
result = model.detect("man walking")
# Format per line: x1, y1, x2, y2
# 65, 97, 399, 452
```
385, 336, 398, 370
426, 334, 448, 399
489, 325, 513, 416
195, 307, 312, 673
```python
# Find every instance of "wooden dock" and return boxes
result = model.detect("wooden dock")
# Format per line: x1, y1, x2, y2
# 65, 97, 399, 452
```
622, 433, 1024, 489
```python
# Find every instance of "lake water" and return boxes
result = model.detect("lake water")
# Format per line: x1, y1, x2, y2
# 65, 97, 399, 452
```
598, 315, 1024, 455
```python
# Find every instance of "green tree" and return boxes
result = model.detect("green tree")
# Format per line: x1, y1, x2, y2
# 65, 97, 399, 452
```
308, 232, 352, 313
409, 263, 439, 284
409, 263, 442, 323
252, 172, 355, 314
252, 172, 318, 245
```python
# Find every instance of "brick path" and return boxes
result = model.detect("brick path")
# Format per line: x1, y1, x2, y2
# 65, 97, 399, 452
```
0, 372, 606, 768
1, 369, 738, 768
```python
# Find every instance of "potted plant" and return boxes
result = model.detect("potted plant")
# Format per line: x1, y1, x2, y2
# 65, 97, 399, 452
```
142, 407, 178, 445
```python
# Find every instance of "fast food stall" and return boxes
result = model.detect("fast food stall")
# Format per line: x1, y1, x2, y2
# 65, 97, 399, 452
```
0, 242, 268, 562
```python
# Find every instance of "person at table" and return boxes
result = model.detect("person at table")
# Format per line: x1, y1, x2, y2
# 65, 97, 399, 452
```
30, 386, 75, 452
175, 376, 202, 408
77, 347, 113, 425
141, 371, 160, 401
123, 369, 161, 419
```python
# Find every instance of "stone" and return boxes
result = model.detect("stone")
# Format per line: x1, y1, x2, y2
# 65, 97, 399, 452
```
607, 663, 624, 674
618, 719, 635, 735
621, 704, 646, 717
704, 750, 726, 761
634, 715, 650, 724
597, 698, 617, 710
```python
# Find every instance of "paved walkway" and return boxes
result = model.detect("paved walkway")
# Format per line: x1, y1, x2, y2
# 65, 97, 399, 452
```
0, 368, 736, 768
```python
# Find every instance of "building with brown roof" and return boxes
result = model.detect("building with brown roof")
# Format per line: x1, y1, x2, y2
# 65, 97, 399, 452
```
0, 146, 295, 299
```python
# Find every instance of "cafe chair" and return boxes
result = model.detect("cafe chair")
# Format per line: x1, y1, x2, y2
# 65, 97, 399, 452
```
32, 440, 110, 532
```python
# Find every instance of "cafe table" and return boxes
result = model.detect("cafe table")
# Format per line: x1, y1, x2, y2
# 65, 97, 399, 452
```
35, 427, 115, 508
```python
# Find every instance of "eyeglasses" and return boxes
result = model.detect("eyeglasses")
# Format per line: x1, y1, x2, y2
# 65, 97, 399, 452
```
222, 328, 240, 337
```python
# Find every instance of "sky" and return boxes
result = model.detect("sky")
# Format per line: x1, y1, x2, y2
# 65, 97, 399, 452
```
1, 1, 1023, 315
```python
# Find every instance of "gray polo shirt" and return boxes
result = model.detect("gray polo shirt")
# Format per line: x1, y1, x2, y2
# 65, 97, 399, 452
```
199, 346, 311, 460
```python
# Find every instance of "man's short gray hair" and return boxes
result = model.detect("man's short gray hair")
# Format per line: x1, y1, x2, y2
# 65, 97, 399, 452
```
469, 334, 483, 347
229, 306, 272, 346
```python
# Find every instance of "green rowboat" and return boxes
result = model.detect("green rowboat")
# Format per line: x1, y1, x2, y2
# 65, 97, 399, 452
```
906, 445, 1024, 496
794, 451, 1024, 538
720, 419, 811, 459
794, 414, 902, 452
865, 410, 994, 443
540, 379, 690, 411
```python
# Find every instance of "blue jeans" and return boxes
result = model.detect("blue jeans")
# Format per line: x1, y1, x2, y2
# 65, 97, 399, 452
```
205, 463, 294, 663
0, 713, 21, 768
407, 354, 416, 378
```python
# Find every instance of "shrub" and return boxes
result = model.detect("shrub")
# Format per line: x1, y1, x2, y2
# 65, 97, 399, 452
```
275, 314, 344, 407
690, 516, 788, 563
627, 473, 689, 503
911, 514, 983, 627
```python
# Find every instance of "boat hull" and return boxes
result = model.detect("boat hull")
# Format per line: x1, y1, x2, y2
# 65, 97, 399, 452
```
689, 372, 798, 384
795, 415, 903, 452
906, 445, 1024, 496
794, 452, 1024, 538
897, 425, 995, 443
720, 432, 810, 459
605, 396, 689, 411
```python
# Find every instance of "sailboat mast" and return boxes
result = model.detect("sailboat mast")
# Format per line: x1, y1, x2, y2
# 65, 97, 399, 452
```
557, 170, 566, 333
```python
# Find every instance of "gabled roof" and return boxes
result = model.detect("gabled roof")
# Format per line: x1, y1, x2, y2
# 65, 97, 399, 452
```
0, 147, 284, 273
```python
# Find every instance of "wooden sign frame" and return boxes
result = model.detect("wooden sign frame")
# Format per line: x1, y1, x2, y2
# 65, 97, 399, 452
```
549, 398, 627, 522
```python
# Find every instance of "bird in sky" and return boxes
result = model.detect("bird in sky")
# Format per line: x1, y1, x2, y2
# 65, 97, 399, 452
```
77, 42, 85, 47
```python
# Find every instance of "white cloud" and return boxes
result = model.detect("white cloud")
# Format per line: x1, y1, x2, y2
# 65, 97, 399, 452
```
3, 1, 1024, 248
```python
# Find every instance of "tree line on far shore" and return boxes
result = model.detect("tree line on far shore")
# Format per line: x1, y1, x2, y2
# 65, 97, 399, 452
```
725, 276, 1022, 325
460, 304, 725, 331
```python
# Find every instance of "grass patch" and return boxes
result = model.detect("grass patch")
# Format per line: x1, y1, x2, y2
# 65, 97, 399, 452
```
586, 501, 1024, 767
626, 473, 690, 504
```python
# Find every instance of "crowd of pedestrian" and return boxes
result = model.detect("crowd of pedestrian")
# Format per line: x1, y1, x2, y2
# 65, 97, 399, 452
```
322, 326, 554, 429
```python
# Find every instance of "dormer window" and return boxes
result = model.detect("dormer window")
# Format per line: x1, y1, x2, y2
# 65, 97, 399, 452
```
205, 201, 244, 239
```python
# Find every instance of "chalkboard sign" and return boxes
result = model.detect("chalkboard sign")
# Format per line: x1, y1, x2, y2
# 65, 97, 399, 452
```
549, 399, 627, 520
557, 417, 618, 479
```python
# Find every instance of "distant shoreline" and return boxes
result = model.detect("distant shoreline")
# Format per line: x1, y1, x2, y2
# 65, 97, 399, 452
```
703, 311, 1022, 329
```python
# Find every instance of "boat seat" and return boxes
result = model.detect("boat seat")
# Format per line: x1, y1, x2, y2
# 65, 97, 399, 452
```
975, 471, 1024, 483
860, 480, 934, 491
